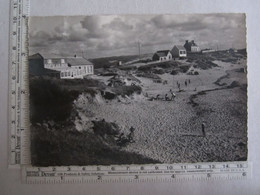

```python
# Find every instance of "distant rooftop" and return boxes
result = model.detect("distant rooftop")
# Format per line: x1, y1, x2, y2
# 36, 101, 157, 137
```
155, 50, 171, 57
29, 53, 93, 66
29, 53, 78, 59
174, 45, 186, 50
67, 58, 93, 66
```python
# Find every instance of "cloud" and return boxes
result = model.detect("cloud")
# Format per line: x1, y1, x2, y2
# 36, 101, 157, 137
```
29, 14, 247, 58
103, 17, 133, 31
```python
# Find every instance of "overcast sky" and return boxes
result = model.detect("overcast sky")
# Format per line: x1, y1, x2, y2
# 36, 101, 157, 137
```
29, 14, 246, 58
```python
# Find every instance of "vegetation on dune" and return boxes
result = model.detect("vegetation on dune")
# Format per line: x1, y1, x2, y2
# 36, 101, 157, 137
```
30, 78, 79, 123
30, 76, 151, 166
31, 124, 160, 166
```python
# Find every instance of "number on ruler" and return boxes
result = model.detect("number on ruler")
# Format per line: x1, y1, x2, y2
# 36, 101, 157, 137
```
223, 164, 229, 168
13, 2, 18, 8
167, 166, 173, 170
13, 17, 17, 23
181, 165, 187, 170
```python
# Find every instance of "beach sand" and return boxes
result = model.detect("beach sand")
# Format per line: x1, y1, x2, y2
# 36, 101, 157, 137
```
74, 59, 247, 163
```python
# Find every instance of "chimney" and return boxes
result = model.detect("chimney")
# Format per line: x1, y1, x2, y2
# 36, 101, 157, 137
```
191, 40, 194, 44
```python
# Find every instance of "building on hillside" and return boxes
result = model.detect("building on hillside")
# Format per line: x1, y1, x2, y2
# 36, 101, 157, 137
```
184, 40, 200, 53
29, 53, 94, 79
152, 50, 172, 61
171, 45, 187, 58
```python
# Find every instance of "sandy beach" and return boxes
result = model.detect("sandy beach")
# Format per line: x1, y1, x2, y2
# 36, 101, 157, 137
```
73, 59, 247, 163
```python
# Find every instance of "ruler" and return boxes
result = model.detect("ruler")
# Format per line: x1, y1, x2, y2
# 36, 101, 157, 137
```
22, 162, 251, 184
8, 0, 30, 167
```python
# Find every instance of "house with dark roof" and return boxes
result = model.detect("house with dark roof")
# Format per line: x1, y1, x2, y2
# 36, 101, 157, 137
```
171, 45, 187, 58
183, 40, 200, 53
152, 50, 172, 61
29, 53, 94, 79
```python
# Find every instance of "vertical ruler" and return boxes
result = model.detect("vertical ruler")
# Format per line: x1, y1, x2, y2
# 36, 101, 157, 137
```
8, 0, 30, 167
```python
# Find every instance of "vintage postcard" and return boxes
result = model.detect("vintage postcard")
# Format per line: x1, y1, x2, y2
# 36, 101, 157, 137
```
28, 14, 247, 166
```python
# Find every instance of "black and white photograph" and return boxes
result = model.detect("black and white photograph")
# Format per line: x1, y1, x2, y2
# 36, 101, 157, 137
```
28, 14, 247, 166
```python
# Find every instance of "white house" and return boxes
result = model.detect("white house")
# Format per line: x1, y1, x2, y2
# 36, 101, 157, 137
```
184, 40, 200, 53
152, 50, 172, 61
43, 54, 94, 79
171, 45, 187, 58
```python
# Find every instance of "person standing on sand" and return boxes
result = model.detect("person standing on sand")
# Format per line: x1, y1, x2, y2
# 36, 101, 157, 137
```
189, 79, 191, 84
185, 80, 187, 87
128, 127, 135, 143
202, 122, 206, 137
169, 89, 176, 100
165, 94, 169, 101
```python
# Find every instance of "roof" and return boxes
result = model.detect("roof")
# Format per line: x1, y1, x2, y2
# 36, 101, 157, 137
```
29, 53, 80, 59
155, 50, 171, 57
29, 53, 43, 60
66, 58, 93, 66
185, 41, 198, 47
39, 53, 67, 59
174, 45, 186, 50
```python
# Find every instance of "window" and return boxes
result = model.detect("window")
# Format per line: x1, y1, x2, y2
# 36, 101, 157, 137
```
47, 59, 52, 63
61, 59, 65, 63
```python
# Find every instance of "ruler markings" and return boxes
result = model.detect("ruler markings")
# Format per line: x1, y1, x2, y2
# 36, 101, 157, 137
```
9, 0, 30, 167
22, 162, 251, 184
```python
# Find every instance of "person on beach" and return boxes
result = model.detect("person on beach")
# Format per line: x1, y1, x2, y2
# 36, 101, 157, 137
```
202, 122, 206, 137
169, 89, 176, 100
165, 94, 169, 101
128, 126, 135, 143
189, 79, 191, 84
156, 94, 160, 100
185, 80, 187, 87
